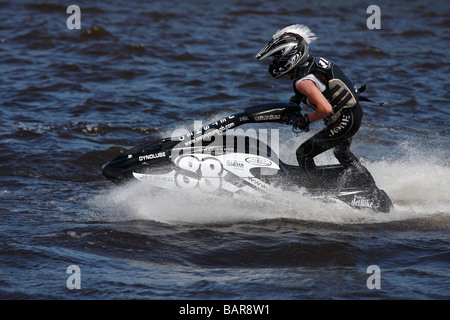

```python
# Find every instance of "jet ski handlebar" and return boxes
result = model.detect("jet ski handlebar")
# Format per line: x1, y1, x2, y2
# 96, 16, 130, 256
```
244, 101, 302, 124
244, 102, 307, 134
175, 102, 306, 147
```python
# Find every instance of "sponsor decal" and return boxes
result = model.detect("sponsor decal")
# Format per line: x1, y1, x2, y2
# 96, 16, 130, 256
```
245, 157, 272, 166
351, 196, 374, 208
329, 115, 350, 137
177, 116, 236, 143
182, 123, 236, 146
254, 114, 281, 121
138, 151, 166, 162
134, 173, 175, 182
226, 160, 244, 168
247, 177, 269, 189
318, 57, 331, 69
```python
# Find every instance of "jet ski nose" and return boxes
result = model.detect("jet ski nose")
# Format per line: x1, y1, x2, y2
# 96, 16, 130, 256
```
102, 161, 118, 181
101, 160, 110, 175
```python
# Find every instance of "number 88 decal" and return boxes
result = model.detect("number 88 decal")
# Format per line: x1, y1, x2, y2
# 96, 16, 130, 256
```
175, 156, 223, 192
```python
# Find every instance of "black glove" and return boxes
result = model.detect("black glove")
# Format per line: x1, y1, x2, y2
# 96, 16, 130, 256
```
289, 95, 302, 105
294, 114, 310, 132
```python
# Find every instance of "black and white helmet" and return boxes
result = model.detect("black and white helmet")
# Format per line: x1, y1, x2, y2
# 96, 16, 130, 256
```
256, 24, 317, 79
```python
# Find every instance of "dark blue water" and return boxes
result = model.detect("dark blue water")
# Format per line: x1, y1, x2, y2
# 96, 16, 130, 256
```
0, 0, 449, 302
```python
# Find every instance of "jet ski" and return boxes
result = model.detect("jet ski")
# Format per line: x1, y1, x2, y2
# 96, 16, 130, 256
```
102, 102, 393, 213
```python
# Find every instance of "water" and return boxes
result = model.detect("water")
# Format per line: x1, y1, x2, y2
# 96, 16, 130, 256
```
0, 0, 449, 302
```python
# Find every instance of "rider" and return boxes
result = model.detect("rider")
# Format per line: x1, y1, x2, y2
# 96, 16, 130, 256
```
256, 24, 368, 175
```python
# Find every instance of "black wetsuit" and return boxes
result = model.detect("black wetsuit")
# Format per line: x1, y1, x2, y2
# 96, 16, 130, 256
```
292, 56, 365, 172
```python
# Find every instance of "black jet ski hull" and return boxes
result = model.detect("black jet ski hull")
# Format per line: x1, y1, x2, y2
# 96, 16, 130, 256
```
102, 102, 393, 213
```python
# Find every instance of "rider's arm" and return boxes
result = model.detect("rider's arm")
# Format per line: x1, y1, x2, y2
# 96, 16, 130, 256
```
296, 79, 332, 122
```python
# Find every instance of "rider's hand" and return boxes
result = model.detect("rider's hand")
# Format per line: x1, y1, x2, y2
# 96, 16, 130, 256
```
289, 95, 302, 105
294, 114, 310, 132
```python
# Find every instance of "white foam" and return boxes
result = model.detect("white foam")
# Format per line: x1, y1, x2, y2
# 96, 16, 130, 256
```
366, 147, 450, 218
